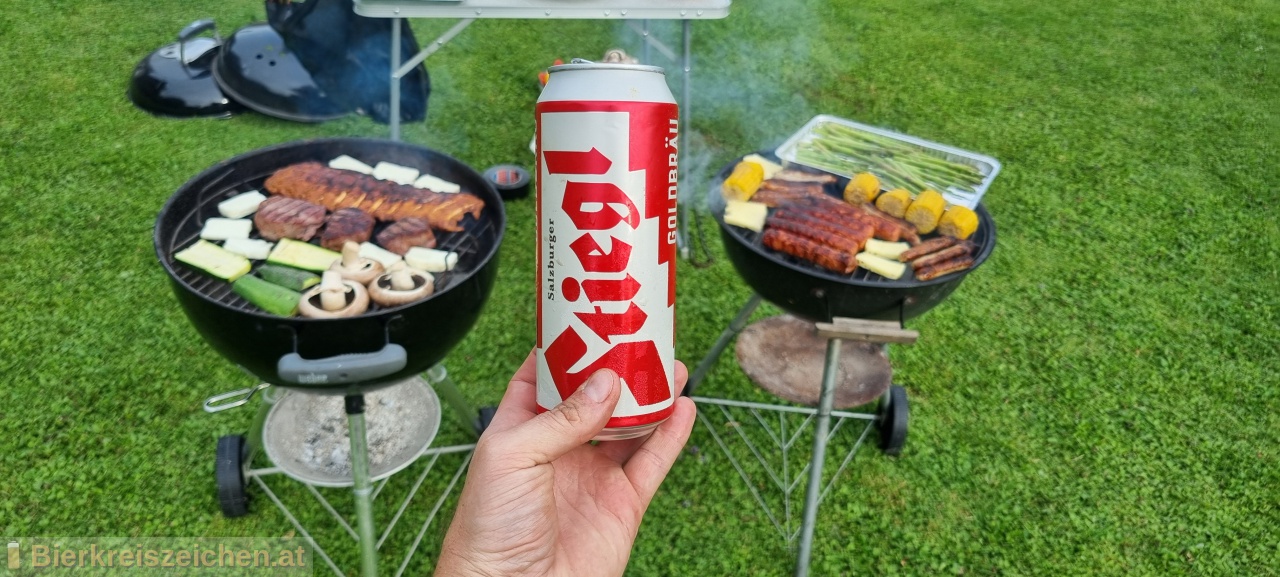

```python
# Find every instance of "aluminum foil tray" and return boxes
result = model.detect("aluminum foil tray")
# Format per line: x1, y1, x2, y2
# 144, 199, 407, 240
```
775, 114, 1002, 209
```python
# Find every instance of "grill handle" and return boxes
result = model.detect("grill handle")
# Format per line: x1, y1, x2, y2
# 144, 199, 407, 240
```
277, 344, 408, 386
203, 383, 270, 413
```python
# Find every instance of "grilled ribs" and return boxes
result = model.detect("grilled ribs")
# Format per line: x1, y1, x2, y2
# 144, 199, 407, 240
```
265, 162, 483, 232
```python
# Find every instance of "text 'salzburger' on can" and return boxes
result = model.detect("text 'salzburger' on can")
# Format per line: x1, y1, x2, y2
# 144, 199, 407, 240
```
535, 61, 679, 441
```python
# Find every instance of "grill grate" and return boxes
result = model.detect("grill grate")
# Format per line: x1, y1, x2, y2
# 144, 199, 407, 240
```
161, 162, 500, 316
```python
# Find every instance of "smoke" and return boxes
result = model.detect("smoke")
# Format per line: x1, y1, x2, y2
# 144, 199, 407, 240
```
608, 4, 828, 208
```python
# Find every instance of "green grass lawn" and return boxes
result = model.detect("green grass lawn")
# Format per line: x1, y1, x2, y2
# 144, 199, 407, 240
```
2, 0, 1277, 575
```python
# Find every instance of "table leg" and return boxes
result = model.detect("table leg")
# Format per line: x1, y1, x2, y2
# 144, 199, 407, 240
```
794, 337, 841, 577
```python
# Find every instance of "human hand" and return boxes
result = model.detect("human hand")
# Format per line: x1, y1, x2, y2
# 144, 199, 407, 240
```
435, 351, 696, 577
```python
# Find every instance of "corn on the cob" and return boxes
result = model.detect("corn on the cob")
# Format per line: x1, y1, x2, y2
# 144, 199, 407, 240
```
843, 172, 881, 205
875, 188, 912, 218
904, 189, 946, 234
937, 205, 980, 239
721, 160, 765, 201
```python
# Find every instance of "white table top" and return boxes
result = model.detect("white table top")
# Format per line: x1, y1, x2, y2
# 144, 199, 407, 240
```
353, 0, 730, 19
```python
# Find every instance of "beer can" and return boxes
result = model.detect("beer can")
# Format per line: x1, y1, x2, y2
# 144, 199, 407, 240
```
534, 61, 679, 441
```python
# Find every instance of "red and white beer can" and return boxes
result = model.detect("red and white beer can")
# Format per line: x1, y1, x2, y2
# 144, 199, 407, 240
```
534, 61, 679, 441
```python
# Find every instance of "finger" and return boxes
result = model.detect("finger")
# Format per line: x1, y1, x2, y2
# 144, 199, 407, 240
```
495, 368, 621, 465
598, 361, 689, 464
482, 350, 538, 435
624, 396, 697, 505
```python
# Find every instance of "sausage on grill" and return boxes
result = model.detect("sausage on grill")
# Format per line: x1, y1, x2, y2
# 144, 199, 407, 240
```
897, 236, 959, 262
911, 242, 975, 270
265, 162, 483, 231
768, 210, 874, 253
761, 228, 858, 274
916, 255, 976, 281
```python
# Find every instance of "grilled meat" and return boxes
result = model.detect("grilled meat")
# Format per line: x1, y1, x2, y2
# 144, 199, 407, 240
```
780, 195, 920, 244
773, 169, 838, 185
915, 255, 976, 281
253, 196, 327, 242
910, 242, 975, 270
375, 218, 437, 255
897, 236, 959, 262
768, 209, 874, 253
752, 179, 827, 206
264, 162, 484, 231
320, 207, 376, 251
762, 228, 858, 274
765, 216, 864, 255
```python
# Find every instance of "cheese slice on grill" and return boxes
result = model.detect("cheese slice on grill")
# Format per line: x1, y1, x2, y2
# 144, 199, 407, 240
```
372, 162, 420, 185
329, 155, 374, 174
200, 218, 253, 241
413, 173, 461, 193
723, 200, 769, 232
217, 191, 267, 219
359, 242, 404, 268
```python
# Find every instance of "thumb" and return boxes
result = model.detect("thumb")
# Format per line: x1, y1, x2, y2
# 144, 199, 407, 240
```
500, 369, 621, 464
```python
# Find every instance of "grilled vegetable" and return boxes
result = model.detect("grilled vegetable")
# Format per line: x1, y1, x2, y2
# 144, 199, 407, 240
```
257, 264, 321, 291
298, 270, 369, 318
855, 252, 907, 280
863, 238, 910, 260
904, 189, 946, 234
329, 241, 384, 285
937, 205, 980, 240
200, 218, 253, 241
874, 188, 912, 218
369, 266, 435, 307
267, 238, 341, 272
723, 199, 769, 232
217, 191, 267, 219
232, 274, 302, 317
843, 172, 881, 204
722, 160, 765, 201
175, 239, 251, 281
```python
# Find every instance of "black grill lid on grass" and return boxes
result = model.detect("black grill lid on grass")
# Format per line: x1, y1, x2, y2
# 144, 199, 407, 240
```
128, 20, 244, 119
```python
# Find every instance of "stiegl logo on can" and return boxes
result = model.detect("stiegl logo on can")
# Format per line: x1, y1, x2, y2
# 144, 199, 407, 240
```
535, 63, 679, 439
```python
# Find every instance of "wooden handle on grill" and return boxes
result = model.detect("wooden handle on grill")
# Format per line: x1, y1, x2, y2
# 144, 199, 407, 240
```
814, 317, 919, 344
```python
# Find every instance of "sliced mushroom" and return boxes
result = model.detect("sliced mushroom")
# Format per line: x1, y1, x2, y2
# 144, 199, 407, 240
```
368, 266, 435, 307
298, 270, 370, 318
328, 241, 383, 285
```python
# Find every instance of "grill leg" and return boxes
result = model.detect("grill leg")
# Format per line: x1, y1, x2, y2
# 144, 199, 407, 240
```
684, 293, 763, 395
794, 337, 841, 577
346, 395, 379, 577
